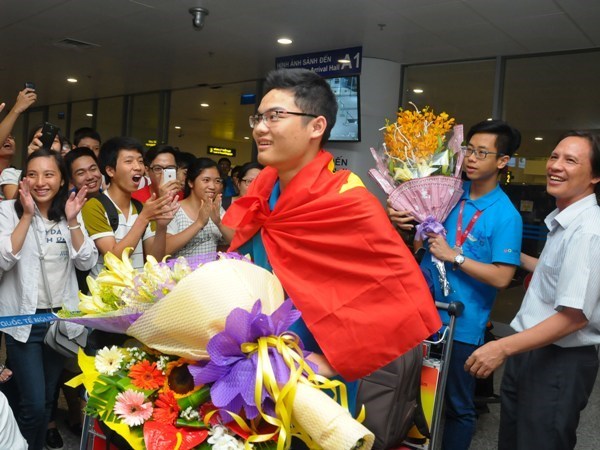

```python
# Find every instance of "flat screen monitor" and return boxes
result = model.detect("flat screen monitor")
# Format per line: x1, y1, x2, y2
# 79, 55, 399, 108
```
325, 76, 360, 142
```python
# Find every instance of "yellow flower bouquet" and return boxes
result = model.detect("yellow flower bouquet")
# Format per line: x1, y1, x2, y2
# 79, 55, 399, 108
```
369, 104, 465, 295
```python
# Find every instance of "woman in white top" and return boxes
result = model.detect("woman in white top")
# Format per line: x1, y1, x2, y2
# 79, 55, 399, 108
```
166, 157, 234, 258
0, 149, 97, 450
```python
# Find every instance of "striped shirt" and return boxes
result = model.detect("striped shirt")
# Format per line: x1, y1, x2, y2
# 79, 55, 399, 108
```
511, 194, 600, 347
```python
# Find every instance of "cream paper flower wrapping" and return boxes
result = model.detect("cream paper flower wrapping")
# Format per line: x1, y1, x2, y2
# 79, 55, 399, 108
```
126, 258, 285, 360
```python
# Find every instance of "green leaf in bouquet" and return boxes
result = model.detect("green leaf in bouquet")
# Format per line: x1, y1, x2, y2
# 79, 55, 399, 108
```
177, 385, 211, 410
175, 418, 209, 429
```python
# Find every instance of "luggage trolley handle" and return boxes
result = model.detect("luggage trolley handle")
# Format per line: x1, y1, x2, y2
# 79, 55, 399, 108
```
429, 301, 464, 450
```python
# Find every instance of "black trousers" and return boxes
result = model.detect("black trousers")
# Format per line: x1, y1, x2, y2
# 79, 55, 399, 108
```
499, 344, 599, 450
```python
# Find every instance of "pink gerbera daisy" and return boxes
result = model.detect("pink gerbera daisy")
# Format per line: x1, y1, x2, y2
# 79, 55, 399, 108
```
113, 390, 153, 427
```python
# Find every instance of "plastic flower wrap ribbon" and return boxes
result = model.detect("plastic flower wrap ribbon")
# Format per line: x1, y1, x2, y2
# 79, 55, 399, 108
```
65, 251, 373, 450
368, 104, 465, 296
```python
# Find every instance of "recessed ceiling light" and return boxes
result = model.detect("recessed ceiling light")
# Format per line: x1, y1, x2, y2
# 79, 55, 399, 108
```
277, 38, 292, 45
534, 137, 543, 141
486, 118, 493, 121
85, 113, 93, 117
174, 126, 182, 130
67, 78, 78, 83
412, 88, 424, 94
338, 58, 351, 64
243, 136, 250, 140
200, 103, 209, 108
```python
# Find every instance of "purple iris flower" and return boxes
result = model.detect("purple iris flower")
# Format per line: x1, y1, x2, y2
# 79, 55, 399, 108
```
188, 299, 315, 421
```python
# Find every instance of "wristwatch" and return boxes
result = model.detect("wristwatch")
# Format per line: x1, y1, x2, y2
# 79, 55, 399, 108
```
452, 253, 465, 270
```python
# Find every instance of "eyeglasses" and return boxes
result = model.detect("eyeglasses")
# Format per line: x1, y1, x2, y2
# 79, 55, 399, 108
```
249, 109, 318, 128
149, 165, 177, 174
463, 147, 504, 160
240, 178, 256, 186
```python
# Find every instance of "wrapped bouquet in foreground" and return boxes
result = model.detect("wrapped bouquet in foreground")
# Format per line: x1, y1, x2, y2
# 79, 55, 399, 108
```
65, 251, 373, 450
369, 104, 464, 295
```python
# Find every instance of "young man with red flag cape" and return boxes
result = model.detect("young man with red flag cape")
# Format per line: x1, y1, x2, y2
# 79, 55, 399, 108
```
222, 68, 440, 413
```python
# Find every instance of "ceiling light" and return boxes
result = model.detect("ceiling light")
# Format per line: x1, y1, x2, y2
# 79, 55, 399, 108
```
86, 113, 93, 117
243, 136, 250, 140
338, 58, 351, 64
277, 38, 292, 45
412, 88, 424, 94
486, 118, 493, 121
174, 126, 182, 130
67, 78, 78, 83
534, 137, 543, 141
200, 103, 209, 108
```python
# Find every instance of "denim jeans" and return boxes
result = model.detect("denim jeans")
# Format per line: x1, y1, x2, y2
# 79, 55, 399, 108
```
5, 321, 66, 450
442, 340, 478, 450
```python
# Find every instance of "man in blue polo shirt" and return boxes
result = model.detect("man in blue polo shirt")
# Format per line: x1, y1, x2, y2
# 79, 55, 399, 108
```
389, 119, 523, 450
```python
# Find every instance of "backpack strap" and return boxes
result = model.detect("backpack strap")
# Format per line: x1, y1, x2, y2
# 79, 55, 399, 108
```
96, 193, 120, 233
131, 198, 144, 215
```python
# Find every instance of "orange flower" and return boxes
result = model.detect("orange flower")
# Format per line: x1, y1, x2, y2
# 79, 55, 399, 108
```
129, 360, 165, 390
153, 391, 180, 425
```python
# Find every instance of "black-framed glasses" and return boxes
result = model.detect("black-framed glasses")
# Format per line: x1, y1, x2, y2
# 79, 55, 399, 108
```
463, 147, 504, 160
240, 178, 256, 186
149, 165, 177, 174
249, 109, 318, 128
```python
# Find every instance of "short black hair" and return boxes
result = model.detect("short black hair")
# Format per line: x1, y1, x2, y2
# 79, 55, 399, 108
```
560, 131, 600, 197
185, 157, 218, 198
264, 68, 338, 145
466, 120, 521, 157
73, 127, 101, 146
98, 136, 144, 180
15, 149, 68, 222
176, 151, 196, 169
64, 146, 99, 178
218, 157, 231, 165
237, 161, 264, 181
144, 144, 178, 167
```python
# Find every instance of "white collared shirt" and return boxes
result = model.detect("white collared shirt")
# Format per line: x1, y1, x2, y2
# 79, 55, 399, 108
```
511, 194, 600, 347
0, 200, 98, 342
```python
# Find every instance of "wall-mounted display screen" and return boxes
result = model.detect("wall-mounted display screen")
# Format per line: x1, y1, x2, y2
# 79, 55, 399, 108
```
326, 76, 360, 142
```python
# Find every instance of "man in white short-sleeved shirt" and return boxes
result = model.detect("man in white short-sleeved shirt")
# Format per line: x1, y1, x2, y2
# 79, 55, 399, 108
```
465, 131, 600, 450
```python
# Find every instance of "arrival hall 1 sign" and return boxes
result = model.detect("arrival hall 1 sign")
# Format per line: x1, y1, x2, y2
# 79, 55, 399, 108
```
275, 46, 362, 77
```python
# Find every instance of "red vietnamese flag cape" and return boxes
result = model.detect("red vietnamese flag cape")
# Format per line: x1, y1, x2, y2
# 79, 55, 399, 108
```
223, 150, 441, 381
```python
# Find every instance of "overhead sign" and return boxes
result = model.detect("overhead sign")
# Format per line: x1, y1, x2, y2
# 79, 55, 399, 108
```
276, 46, 362, 77
208, 146, 236, 157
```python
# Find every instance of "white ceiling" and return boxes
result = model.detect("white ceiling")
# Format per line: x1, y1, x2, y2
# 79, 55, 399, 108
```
1, 0, 600, 153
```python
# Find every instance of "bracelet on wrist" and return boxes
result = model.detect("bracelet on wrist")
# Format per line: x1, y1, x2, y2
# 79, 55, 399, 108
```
67, 223, 81, 230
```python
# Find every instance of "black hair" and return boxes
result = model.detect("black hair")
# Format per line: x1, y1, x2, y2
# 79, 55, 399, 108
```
144, 144, 178, 167
64, 147, 99, 178
98, 136, 144, 180
15, 149, 68, 222
559, 131, 600, 197
176, 151, 196, 169
466, 120, 521, 157
218, 157, 231, 165
73, 127, 101, 146
264, 68, 338, 145
237, 161, 264, 181
184, 157, 218, 198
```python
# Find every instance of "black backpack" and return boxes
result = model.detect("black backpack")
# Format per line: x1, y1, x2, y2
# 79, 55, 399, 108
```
96, 193, 144, 233
356, 343, 430, 449
76, 193, 144, 294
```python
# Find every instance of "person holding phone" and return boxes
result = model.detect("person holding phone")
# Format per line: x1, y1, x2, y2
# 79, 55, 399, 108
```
0, 87, 38, 200
166, 157, 233, 257
132, 144, 183, 203
1, 123, 63, 200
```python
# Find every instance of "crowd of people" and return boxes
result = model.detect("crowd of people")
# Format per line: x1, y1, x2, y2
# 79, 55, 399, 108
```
1, 68, 599, 450
0, 88, 263, 450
